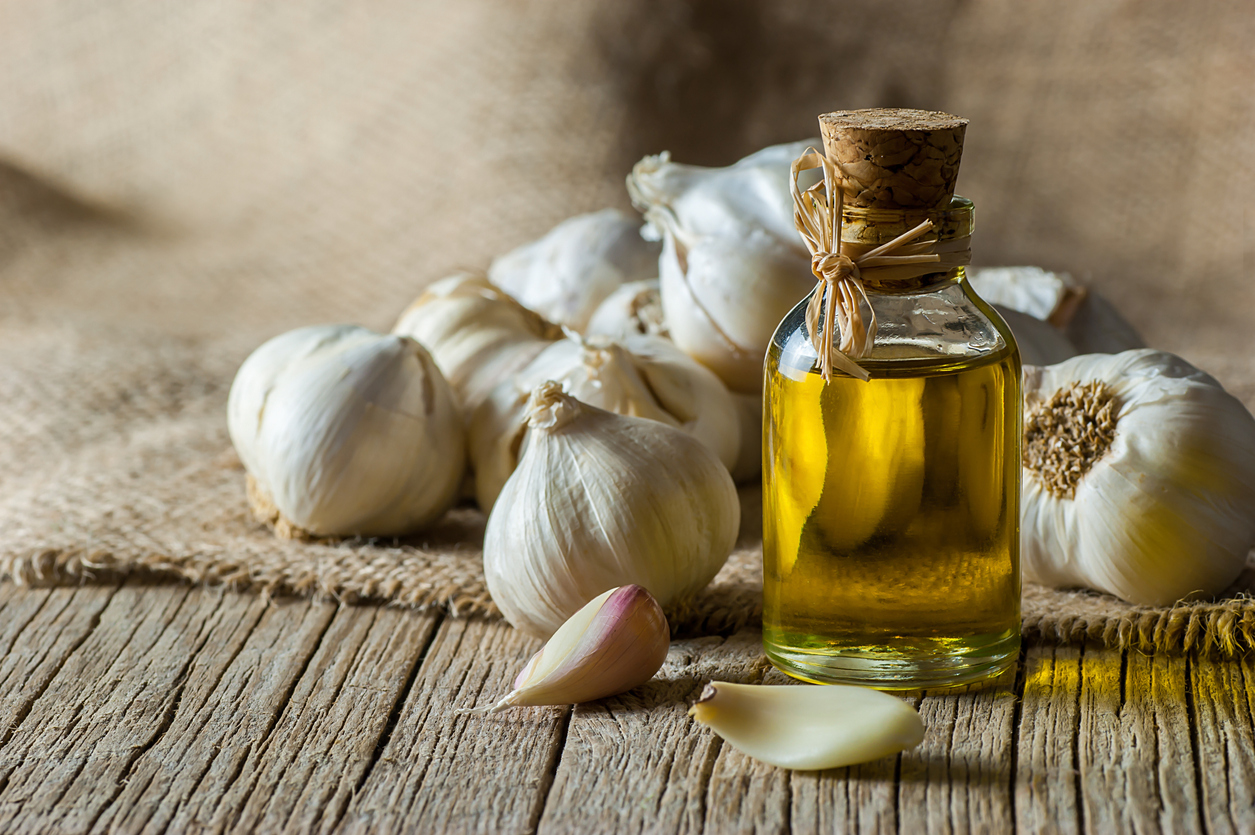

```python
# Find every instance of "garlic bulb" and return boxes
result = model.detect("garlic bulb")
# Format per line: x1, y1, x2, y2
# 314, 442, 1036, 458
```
228, 324, 465, 538
470, 333, 740, 512
483, 382, 741, 638
628, 142, 820, 393
392, 271, 561, 416
968, 266, 1145, 355
688, 682, 925, 771
629, 140, 819, 244
481, 585, 669, 712
585, 279, 668, 340
729, 391, 764, 483
1021, 350, 1255, 605
992, 304, 1078, 366
488, 209, 661, 332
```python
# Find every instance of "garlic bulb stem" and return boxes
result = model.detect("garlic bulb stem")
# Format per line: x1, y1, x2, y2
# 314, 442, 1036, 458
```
479, 585, 670, 713
688, 681, 925, 771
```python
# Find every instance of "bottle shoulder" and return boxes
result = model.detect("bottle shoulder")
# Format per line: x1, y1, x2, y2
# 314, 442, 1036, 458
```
769, 278, 1021, 380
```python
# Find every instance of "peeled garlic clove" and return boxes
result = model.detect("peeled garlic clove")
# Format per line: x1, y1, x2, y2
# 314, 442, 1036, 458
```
484, 382, 740, 638
689, 682, 924, 771
585, 279, 668, 340
392, 271, 561, 417
488, 209, 661, 332
227, 324, 465, 537
486, 585, 670, 712
469, 333, 740, 512
1022, 349, 1255, 605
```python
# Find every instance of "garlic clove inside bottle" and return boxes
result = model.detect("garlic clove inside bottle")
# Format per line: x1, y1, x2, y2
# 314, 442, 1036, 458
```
227, 324, 465, 538
483, 585, 670, 712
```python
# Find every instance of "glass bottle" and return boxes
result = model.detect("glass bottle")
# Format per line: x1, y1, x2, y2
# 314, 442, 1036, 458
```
762, 114, 1021, 689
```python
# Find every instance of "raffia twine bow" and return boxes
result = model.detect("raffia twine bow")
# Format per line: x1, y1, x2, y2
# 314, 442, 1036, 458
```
790, 150, 972, 382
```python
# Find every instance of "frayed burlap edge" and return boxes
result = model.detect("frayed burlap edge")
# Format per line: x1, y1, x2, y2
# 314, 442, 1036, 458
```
7, 538, 1255, 656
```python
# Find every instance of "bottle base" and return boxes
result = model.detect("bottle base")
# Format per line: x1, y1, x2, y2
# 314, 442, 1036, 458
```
764, 630, 1020, 690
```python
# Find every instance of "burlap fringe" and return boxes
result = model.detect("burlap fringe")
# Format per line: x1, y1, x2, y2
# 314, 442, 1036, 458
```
7, 542, 1255, 657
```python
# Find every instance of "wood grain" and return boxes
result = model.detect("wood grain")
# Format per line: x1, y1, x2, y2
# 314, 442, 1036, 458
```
0, 583, 1252, 833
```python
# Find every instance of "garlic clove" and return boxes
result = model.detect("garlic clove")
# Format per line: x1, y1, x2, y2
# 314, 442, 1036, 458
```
585, 279, 668, 340
484, 585, 670, 712
688, 682, 925, 771
483, 382, 740, 638
488, 209, 661, 332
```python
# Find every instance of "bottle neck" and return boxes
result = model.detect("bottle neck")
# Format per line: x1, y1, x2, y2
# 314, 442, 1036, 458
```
836, 196, 974, 294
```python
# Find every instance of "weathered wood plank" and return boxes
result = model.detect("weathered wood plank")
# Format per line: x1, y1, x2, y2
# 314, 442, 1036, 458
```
1013, 644, 1081, 834
537, 629, 765, 835
220, 605, 441, 834
1190, 653, 1255, 835
1077, 649, 1199, 835
0, 584, 120, 751
0, 581, 206, 832
341, 617, 567, 834
897, 676, 1017, 835
91, 592, 337, 834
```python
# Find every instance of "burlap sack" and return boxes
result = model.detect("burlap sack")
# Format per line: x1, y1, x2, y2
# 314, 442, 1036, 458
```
2, 1, 1253, 654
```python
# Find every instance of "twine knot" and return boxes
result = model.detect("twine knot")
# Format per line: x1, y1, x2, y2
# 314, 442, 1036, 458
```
813, 252, 860, 284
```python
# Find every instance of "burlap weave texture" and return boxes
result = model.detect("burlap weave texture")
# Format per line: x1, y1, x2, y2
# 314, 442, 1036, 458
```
2, 1, 1254, 654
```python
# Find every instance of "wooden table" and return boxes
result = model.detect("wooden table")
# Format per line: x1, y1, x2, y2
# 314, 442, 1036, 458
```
0, 579, 1249, 834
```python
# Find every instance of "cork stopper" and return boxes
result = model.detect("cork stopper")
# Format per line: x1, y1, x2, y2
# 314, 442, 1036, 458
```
819, 109, 967, 210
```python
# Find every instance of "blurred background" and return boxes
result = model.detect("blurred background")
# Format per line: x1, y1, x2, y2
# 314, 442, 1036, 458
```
1, 0, 1252, 401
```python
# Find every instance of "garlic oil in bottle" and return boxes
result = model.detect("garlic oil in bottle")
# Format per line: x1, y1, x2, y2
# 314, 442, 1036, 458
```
762, 110, 1021, 689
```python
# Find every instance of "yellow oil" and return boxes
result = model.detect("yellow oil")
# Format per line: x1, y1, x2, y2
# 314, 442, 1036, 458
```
762, 345, 1021, 688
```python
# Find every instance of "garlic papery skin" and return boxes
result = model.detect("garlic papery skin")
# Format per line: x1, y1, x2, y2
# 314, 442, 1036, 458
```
688, 682, 925, 771
483, 585, 670, 712
628, 141, 820, 393
993, 305, 1078, 366
628, 140, 820, 244
470, 333, 740, 512
483, 382, 741, 638
1021, 350, 1255, 605
654, 220, 814, 393
968, 266, 1145, 355
585, 279, 668, 340
227, 324, 465, 537
392, 271, 561, 417
488, 209, 661, 332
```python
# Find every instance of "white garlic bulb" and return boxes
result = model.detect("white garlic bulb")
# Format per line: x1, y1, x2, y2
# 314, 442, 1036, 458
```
585, 279, 668, 340
484, 382, 741, 639
1021, 350, 1255, 605
629, 140, 819, 244
480, 585, 669, 712
470, 333, 741, 512
488, 209, 661, 332
628, 142, 820, 393
729, 391, 764, 483
968, 266, 1145, 355
228, 324, 464, 538
992, 304, 1078, 366
392, 271, 561, 417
